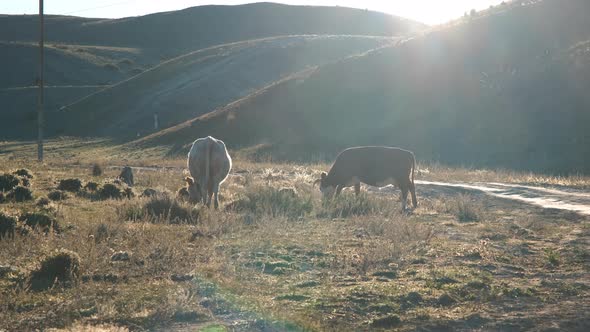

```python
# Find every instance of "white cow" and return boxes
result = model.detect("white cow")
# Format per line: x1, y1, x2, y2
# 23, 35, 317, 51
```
186, 136, 232, 209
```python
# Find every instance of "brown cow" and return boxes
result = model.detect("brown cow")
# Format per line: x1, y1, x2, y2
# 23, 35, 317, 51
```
315, 146, 417, 210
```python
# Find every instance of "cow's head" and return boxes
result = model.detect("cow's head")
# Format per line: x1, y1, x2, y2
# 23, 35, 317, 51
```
185, 177, 201, 203
315, 172, 336, 197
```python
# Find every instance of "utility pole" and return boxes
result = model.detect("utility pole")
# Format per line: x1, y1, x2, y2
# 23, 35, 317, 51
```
37, 0, 44, 162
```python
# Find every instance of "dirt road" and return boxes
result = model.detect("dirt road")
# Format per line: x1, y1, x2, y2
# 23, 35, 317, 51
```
416, 180, 590, 215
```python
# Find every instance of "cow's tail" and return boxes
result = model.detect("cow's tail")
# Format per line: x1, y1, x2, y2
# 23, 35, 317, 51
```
205, 138, 211, 198
410, 151, 418, 208
411, 152, 416, 185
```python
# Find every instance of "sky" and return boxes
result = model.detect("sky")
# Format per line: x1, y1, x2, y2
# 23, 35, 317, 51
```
1, 0, 505, 25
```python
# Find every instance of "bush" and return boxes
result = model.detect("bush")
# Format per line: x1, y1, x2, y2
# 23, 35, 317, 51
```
0, 211, 17, 240
98, 183, 123, 200
36, 197, 51, 207
93, 223, 111, 243
92, 163, 103, 176
84, 181, 99, 191
123, 187, 135, 199
451, 195, 482, 222
7, 186, 33, 202
176, 187, 189, 201
20, 177, 31, 187
48, 190, 68, 201
0, 173, 20, 192
13, 168, 33, 179
28, 249, 80, 291
58, 178, 83, 192
228, 186, 312, 220
19, 211, 60, 233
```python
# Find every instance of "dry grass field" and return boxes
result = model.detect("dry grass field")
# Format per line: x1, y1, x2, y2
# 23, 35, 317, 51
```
1, 140, 589, 331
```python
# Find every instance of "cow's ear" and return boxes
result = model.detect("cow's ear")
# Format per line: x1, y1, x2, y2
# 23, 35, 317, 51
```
185, 177, 194, 185
320, 172, 327, 180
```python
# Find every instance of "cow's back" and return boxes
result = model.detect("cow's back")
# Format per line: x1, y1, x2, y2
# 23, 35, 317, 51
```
331, 146, 413, 185
188, 136, 232, 183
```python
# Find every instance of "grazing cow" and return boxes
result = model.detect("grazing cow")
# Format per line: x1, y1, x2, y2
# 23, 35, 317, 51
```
315, 146, 417, 210
186, 136, 232, 209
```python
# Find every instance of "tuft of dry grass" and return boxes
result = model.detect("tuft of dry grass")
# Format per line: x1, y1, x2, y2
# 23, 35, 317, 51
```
450, 194, 484, 222
0, 173, 20, 192
28, 249, 81, 291
58, 178, 83, 192
227, 185, 313, 220
92, 163, 104, 177
6, 185, 34, 202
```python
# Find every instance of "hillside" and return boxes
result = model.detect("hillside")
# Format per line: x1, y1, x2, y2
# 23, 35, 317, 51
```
52, 35, 393, 138
0, 3, 424, 139
0, 3, 424, 54
137, 0, 590, 173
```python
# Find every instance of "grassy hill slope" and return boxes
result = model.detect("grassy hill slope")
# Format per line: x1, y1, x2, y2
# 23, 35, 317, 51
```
53, 35, 393, 138
137, 0, 590, 173
1, 3, 424, 139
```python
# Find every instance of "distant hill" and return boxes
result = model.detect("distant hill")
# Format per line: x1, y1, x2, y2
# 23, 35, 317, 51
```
0, 2, 424, 139
0, 3, 424, 53
137, 0, 590, 173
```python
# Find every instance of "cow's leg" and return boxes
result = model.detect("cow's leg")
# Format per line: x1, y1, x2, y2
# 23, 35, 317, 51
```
400, 184, 409, 211
213, 183, 220, 210
354, 183, 361, 196
409, 180, 418, 208
206, 180, 214, 208
199, 177, 208, 205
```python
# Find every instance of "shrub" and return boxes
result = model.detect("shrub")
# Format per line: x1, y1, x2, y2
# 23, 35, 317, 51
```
20, 177, 31, 187
142, 188, 160, 197
19, 211, 60, 233
0, 173, 20, 192
28, 249, 80, 291
91, 163, 103, 176
228, 186, 312, 220
48, 190, 68, 201
98, 183, 122, 200
176, 187, 189, 201
451, 194, 482, 222
7, 186, 34, 202
58, 178, 83, 192
123, 187, 135, 199
36, 197, 51, 207
93, 223, 111, 243
0, 211, 17, 240
84, 181, 99, 191
13, 168, 33, 179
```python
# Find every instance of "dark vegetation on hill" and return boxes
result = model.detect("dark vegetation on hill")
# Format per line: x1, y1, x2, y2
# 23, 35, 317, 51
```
138, 0, 590, 173
1, 3, 423, 139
